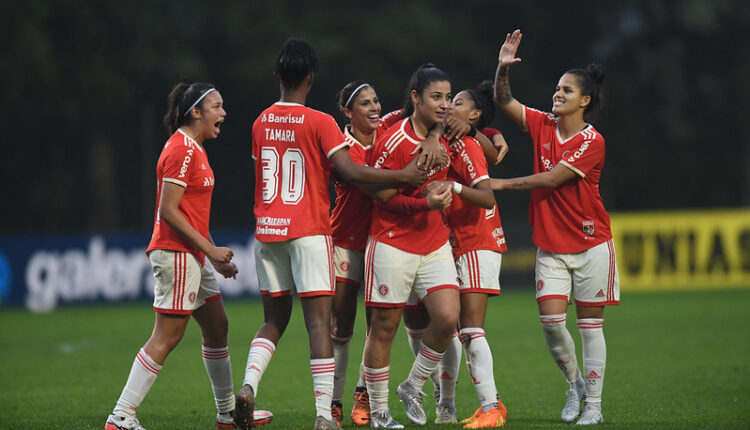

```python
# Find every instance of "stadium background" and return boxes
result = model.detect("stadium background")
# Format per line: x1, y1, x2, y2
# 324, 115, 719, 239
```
0, 2, 749, 429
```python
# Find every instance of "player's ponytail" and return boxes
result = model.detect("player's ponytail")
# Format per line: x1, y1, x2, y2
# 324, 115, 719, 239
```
401, 63, 450, 118
163, 82, 216, 134
466, 80, 496, 129
566, 63, 606, 121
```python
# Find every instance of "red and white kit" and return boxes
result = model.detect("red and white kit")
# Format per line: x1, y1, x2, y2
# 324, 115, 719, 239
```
364, 118, 458, 306
523, 106, 619, 305
445, 136, 507, 295
252, 102, 348, 296
146, 129, 220, 313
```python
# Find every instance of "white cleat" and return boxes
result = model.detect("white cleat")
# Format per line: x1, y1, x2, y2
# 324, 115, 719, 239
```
435, 404, 458, 424
561, 377, 586, 423
370, 410, 404, 429
576, 402, 604, 425
105, 413, 147, 430
396, 381, 427, 425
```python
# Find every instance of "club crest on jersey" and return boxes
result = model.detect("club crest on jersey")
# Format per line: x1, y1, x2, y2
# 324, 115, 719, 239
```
582, 220, 595, 236
378, 284, 389, 296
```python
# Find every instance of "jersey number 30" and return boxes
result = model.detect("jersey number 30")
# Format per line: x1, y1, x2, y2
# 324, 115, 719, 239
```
260, 147, 305, 204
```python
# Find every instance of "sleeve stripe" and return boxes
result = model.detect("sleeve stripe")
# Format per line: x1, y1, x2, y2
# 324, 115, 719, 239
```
163, 178, 188, 187
327, 142, 350, 158
470, 175, 490, 187
559, 160, 585, 178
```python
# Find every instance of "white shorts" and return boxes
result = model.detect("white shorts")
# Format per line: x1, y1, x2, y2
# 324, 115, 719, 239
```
255, 235, 335, 297
334, 246, 365, 286
455, 250, 502, 295
149, 249, 221, 315
364, 238, 459, 307
535, 239, 620, 306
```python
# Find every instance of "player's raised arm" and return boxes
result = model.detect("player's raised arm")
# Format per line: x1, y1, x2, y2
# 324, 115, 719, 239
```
494, 29, 526, 130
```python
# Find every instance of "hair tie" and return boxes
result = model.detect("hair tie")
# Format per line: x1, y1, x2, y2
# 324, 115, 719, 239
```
183, 88, 216, 117
344, 83, 370, 109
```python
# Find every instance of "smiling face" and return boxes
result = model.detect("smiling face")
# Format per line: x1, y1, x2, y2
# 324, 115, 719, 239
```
344, 86, 382, 134
551, 73, 590, 117
194, 91, 226, 140
412, 80, 451, 127
450, 90, 481, 125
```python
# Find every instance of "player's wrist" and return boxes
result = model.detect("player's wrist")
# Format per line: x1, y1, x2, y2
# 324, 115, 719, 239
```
452, 181, 463, 194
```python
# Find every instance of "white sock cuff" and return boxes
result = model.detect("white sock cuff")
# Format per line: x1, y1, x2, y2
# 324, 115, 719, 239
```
201, 345, 230, 359
459, 327, 486, 340
577, 318, 604, 329
540, 313, 567, 325
136, 348, 162, 374
406, 327, 427, 339
251, 337, 276, 354
311, 358, 336, 372
418, 342, 444, 363
330, 332, 353, 344
364, 366, 389, 382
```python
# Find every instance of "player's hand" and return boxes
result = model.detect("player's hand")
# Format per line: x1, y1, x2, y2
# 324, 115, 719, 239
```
493, 134, 509, 164
425, 182, 452, 210
208, 246, 233, 264
212, 261, 239, 279
422, 180, 444, 196
444, 113, 472, 142
412, 133, 449, 170
498, 29, 523, 68
400, 156, 430, 187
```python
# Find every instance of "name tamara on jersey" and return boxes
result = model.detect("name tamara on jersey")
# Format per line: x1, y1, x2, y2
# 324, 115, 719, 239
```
264, 128, 296, 142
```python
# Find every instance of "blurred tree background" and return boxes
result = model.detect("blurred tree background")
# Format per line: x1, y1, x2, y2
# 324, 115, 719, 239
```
2, 0, 748, 234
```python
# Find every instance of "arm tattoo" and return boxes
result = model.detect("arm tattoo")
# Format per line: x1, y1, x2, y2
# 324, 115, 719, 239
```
494, 65, 513, 105
511, 179, 528, 189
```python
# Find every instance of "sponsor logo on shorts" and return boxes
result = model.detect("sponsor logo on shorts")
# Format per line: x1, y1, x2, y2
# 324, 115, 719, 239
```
378, 284, 389, 296
582, 220, 595, 236
536, 280, 544, 291
340, 261, 350, 272
189, 292, 196, 303
595, 289, 605, 298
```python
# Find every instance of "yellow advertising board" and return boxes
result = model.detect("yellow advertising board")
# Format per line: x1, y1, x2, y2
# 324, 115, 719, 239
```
610, 209, 750, 290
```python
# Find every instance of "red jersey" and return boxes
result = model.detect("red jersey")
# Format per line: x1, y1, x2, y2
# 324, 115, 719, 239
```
368, 118, 451, 255
524, 106, 612, 253
330, 125, 379, 251
444, 136, 507, 259
147, 129, 214, 265
252, 102, 348, 242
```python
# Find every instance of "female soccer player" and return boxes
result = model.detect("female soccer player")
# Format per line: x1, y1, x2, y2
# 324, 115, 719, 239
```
444, 81, 509, 429
491, 29, 619, 425
362, 64, 461, 429
105, 82, 248, 430
234, 38, 428, 430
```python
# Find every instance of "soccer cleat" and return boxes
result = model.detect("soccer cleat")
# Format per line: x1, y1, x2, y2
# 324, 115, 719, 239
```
370, 410, 404, 429
234, 384, 255, 430
435, 404, 458, 424
497, 397, 508, 422
105, 414, 147, 430
351, 386, 371, 426
561, 378, 586, 423
576, 402, 604, 425
463, 408, 505, 429
314, 416, 341, 430
331, 401, 344, 428
253, 410, 274, 426
396, 381, 426, 425
217, 412, 235, 429
460, 407, 483, 425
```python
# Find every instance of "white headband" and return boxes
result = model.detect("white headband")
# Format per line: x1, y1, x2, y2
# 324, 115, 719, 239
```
344, 83, 371, 109
183, 88, 217, 117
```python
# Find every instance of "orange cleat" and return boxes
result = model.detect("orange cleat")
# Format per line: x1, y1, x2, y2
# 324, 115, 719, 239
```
460, 407, 483, 425
331, 401, 343, 428
463, 408, 505, 429
350, 387, 371, 426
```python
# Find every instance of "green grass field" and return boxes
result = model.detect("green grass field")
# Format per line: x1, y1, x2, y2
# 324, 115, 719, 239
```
1, 288, 749, 429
